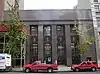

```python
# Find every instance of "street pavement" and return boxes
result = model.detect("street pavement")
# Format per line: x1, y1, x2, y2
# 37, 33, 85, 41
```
0, 72, 100, 74
12, 65, 71, 72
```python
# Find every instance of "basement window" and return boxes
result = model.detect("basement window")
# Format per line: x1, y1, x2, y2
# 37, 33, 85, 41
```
96, 12, 100, 15
94, 5, 99, 9
94, 0, 98, 2
99, 32, 100, 35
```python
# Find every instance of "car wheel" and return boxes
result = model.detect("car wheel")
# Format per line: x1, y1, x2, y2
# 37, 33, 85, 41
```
75, 68, 79, 72
25, 68, 31, 73
47, 68, 53, 73
72, 69, 75, 72
91, 67, 96, 72
9, 67, 12, 72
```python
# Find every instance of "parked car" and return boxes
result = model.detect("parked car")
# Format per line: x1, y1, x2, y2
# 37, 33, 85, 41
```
23, 61, 58, 73
0, 53, 12, 71
71, 61, 98, 72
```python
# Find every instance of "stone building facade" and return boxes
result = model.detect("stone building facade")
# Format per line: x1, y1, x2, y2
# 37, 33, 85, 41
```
3, 9, 97, 66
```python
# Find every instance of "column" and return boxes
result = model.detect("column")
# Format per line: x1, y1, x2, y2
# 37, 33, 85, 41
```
65, 25, 72, 66
38, 25, 44, 62
52, 25, 57, 63
25, 25, 31, 64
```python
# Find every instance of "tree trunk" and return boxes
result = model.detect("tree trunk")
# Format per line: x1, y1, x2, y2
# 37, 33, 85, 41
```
20, 41, 23, 70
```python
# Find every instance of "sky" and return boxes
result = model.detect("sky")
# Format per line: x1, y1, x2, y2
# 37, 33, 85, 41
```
24, 0, 78, 10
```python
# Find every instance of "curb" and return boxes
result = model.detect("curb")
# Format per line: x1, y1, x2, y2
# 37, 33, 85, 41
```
11, 70, 72, 72
11, 69, 100, 72
6, 70, 100, 73
11, 69, 22, 72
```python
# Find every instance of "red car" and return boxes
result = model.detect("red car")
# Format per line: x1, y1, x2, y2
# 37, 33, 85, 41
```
71, 61, 98, 72
23, 61, 58, 73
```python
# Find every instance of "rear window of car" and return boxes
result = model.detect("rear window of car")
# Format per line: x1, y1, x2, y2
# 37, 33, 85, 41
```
92, 62, 97, 64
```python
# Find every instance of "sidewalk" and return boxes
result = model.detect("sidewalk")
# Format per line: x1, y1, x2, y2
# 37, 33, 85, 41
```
12, 65, 72, 72
58, 65, 71, 72
12, 68, 23, 72
12, 67, 100, 72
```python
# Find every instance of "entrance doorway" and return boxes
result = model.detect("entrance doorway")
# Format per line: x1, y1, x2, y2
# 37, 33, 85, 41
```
57, 56, 65, 65
57, 46, 66, 65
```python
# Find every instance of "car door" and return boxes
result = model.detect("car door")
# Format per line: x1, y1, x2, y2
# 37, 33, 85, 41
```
39, 63, 47, 70
79, 62, 87, 70
86, 62, 92, 69
31, 62, 39, 70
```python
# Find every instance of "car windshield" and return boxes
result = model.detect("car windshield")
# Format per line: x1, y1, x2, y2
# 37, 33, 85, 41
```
32, 61, 41, 65
80, 62, 86, 65
32, 62, 38, 65
92, 61, 97, 64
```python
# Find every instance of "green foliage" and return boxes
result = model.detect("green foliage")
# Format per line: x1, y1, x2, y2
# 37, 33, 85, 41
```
0, 0, 27, 53
78, 44, 88, 54
74, 24, 94, 54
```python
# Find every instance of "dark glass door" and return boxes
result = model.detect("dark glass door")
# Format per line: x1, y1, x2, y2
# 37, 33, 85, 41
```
56, 25, 66, 65
71, 35, 80, 64
57, 43, 66, 65
43, 25, 52, 64
30, 25, 38, 62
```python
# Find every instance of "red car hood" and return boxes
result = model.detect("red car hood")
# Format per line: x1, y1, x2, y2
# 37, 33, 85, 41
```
24, 64, 32, 67
72, 64, 79, 67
